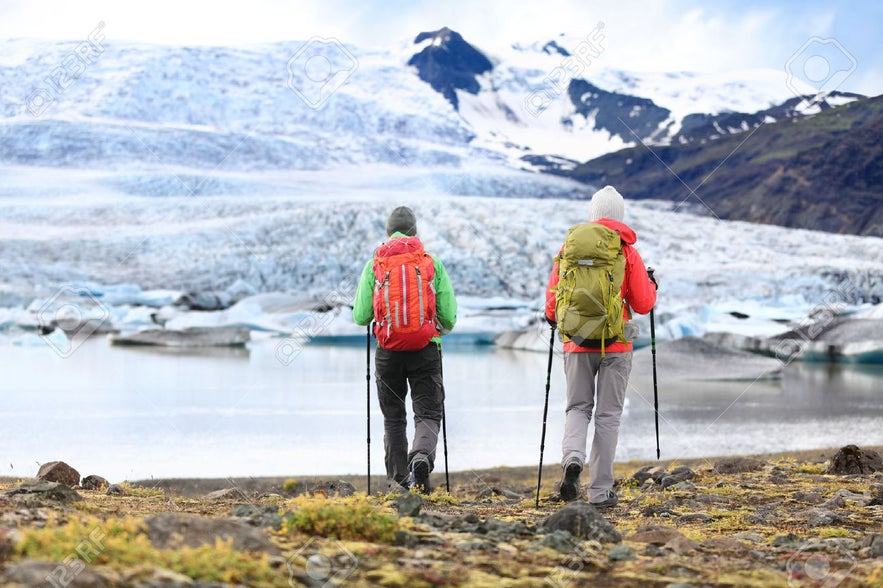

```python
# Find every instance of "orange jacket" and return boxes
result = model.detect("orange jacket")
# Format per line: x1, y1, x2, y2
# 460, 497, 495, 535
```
544, 218, 657, 353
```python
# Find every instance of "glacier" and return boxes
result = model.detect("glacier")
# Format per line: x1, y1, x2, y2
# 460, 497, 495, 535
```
0, 36, 880, 354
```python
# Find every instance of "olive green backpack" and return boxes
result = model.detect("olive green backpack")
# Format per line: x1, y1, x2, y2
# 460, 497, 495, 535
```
554, 223, 629, 352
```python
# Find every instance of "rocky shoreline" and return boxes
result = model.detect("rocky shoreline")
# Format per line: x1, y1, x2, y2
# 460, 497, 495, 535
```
1, 445, 881, 587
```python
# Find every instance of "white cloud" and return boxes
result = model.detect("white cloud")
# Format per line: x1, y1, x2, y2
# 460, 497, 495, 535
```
0, 0, 877, 94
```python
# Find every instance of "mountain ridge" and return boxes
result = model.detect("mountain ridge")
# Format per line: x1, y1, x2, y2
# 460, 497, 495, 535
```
560, 94, 883, 237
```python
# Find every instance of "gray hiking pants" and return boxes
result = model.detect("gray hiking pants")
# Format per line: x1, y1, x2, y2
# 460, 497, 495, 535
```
561, 351, 631, 502
375, 343, 444, 488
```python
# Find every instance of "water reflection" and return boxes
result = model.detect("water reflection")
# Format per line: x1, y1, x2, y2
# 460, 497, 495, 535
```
0, 338, 879, 482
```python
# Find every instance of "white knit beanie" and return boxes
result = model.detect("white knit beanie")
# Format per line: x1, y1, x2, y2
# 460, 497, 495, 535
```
589, 185, 625, 222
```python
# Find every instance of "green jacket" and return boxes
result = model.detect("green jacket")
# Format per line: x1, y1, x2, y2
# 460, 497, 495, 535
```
352, 232, 457, 345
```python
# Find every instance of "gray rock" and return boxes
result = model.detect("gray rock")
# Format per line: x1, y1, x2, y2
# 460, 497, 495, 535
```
660, 475, 682, 489
633, 465, 666, 485
541, 501, 621, 544
792, 491, 824, 504
676, 513, 712, 524
627, 525, 684, 545
396, 493, 423, 517
455, 540, 498, 552
229, 504, 285, 530
772, 533, 802, 548
393, 530, 418, 547
36, 461, 80, 487
204, 488, 246, 501
861, 533, 883, 558
80, 475, 108, 491
700, 537, 749, 554
106, 484, 127, 496
666, 481, 697, 492
713, 457, 765, 474
805, 508, 844, 527
669, 466, 696, 480
742, 514, 767, 526
532, 529, 582, 554
820, 495, 846, 510
832, 488, 871, 506
664, 534, 699, 554
308, 480, 356, 497
4, 480, 83, 504
733, 532, 764, 543
694, 493, 729, 504
607, 544, 636, 561
3, 560, 110, 587
144, 513, 277, 554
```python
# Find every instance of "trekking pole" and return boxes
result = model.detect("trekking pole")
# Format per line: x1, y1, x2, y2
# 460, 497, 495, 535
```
648, 268, 660, 459
535, 324, 556, 508
366, 323, 372, 494
442, 403, 450, 492
440, 347, 450, 492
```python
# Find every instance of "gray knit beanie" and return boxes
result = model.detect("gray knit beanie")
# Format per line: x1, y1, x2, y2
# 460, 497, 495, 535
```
386, 206, 417, 236
589, 185, 625, 222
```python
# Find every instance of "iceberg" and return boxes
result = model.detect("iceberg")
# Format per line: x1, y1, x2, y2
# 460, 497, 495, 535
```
109, 326, 251, 347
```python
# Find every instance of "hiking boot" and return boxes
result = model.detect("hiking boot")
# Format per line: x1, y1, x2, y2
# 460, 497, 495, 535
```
410, 459, 431, 495
558, 459, 583, 502
590, 490, 618, 509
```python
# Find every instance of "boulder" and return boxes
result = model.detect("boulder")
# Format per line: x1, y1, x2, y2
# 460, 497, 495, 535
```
541, 501, 621, 544
81, 475, 108, 491
36, 461, 80, 487
105, 484, 127, 496
827, 445, 883, 475
397, 493, 423, 517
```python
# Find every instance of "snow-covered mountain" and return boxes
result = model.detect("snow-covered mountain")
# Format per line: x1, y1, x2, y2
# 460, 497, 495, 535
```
1, 30, 860, 185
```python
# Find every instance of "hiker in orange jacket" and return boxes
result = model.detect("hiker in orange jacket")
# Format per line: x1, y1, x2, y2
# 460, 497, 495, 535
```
544, 186, 657, 507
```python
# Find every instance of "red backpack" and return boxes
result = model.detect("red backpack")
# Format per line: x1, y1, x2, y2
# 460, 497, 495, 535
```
372, 236, 438, 351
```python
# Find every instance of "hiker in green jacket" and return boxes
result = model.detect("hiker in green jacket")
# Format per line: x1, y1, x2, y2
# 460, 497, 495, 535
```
353, 206, 457, 493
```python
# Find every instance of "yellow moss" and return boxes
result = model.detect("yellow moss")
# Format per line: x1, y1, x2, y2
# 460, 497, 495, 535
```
282, 493, 398, 542
796, 463, 827, 474
816, 527, 852, 538
867, 564, 883, 587
117, 482, 165, 499
14, 515, 285, 587
714, 570, 792, 587
424, 490, 460, 505
364, 563, 411, 587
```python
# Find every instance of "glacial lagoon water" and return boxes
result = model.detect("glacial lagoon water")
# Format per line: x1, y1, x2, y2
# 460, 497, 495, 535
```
2, 337, 882, 483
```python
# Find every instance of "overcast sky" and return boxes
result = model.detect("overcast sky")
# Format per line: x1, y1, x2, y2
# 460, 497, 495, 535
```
2, 0, 880, 95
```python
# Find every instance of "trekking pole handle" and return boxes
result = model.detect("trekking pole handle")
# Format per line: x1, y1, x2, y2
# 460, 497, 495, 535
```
647, 266, 658, 290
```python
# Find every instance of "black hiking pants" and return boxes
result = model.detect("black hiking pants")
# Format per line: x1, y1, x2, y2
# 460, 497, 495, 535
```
375, 342, 444, 488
